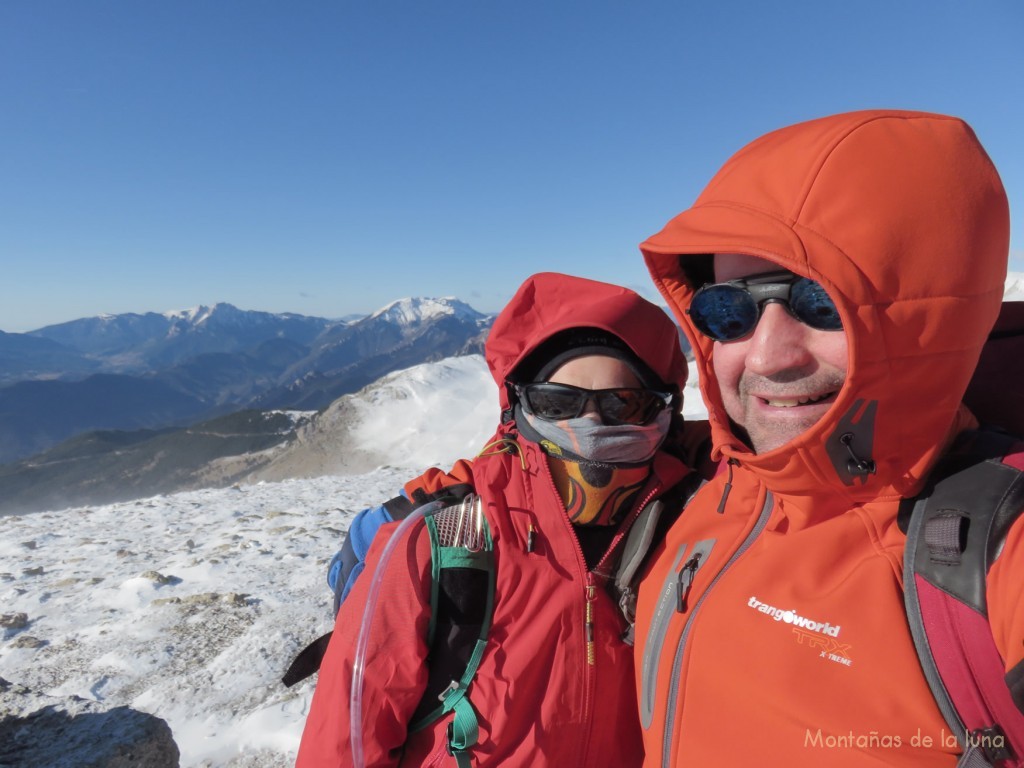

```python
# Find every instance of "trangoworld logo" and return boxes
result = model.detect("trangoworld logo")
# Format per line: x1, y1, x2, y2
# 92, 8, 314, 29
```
747, 596, 853, 667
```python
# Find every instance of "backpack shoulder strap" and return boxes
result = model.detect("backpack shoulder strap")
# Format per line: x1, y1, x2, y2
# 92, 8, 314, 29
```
903, 428, 1024, 766
409, 495, 495, 768
615, 471, 706, 645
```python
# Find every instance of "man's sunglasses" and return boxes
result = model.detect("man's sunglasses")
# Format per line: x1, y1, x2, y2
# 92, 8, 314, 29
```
514, 382, 673, 426
687, 270, 843, 342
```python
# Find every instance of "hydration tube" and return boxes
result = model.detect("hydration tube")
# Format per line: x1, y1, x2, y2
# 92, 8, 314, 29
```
350, 499, 444, 768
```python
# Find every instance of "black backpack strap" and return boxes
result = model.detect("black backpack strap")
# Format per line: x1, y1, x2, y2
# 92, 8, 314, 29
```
409, 495, 495, 767
282, 632, 333, 688
903, 429, 1024, 766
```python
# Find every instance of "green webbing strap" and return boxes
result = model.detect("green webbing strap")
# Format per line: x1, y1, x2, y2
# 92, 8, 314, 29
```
440, 641, 487, 767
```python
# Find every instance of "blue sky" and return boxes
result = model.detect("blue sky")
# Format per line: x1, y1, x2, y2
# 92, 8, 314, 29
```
2, 1, 1021, 332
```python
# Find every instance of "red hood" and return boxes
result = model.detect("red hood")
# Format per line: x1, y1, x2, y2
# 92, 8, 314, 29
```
640, 110, 1009, 502
485, 272, 689, 410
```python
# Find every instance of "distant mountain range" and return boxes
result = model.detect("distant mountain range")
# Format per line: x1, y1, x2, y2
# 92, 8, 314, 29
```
0, 298, 493, 465
4, 275, 1019, 515
0, 356, 498, 516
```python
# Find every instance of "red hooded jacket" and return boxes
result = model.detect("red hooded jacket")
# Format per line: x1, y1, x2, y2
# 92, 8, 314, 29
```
635, 110, 1022, 766
297, 272, 696, 767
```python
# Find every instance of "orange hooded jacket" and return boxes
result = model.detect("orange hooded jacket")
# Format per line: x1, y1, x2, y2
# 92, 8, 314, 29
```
634, 110, 1022, 766
297, 272, 696, 767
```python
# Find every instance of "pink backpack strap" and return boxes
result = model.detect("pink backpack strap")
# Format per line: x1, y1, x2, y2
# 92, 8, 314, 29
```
903, 430, 1024, 767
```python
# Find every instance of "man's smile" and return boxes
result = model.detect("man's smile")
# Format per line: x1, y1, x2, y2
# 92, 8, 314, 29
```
758, 391, 838, 408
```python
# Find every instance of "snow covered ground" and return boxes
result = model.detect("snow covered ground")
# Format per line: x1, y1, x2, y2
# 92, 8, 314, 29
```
0, 469, 412, 767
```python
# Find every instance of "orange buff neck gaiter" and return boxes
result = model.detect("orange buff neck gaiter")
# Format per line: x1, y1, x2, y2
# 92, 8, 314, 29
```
546, 456, 650, 526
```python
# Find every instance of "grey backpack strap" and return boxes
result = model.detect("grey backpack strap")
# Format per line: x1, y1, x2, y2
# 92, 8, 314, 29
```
615, 474, 705, 645
956, 747, 999, 768
615, 498, 664, 645
616, 500, 664, 597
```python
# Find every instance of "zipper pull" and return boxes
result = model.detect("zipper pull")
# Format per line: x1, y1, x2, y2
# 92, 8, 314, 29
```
585, 579, 597, 666
676, 553, 702, 613
717, 460, 737, 514
526, 523, 535, 553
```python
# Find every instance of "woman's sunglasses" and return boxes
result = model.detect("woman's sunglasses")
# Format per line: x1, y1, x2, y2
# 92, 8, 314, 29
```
687, 270, 843, 342
514, 382, 672, 426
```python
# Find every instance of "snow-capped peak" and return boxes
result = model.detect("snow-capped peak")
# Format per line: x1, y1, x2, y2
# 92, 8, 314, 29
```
164, 305, 214, 325
163, 302, 246, 326
368, 297, 483, 326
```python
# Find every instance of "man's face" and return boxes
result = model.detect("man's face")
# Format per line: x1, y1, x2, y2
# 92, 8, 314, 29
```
710, 253, 848, 454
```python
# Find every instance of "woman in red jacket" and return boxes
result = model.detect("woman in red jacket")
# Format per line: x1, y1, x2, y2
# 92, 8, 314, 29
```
296, 272, 706, 767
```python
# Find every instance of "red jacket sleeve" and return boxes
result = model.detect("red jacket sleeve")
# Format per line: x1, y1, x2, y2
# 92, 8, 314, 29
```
403, 458, 476, 499
296, 518, 434, 767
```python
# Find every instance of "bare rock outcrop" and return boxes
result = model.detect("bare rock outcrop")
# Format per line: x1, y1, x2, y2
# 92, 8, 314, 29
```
0, 677, 179, 768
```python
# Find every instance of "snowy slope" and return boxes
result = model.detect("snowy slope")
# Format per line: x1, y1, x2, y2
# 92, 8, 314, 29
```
1005, 270, 1024, 301
247, 355, 500, 481
346, 355, 501, 466
682, 360, 706, 420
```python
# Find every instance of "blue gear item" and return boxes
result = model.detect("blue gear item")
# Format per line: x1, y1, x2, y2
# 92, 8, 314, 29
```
328, 501, 397, 613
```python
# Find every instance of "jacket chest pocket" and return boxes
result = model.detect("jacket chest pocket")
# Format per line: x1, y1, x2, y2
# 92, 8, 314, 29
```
640, 539, 715, 730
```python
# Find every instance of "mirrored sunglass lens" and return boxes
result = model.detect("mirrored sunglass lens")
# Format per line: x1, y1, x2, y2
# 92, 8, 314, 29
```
526, 386, 583, 419
691, 286, 760, 341
791, 279, 842, 330
598, 391, 661, 424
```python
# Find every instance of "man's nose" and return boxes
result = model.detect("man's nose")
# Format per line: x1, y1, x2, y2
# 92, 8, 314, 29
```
743, 303, 815, 376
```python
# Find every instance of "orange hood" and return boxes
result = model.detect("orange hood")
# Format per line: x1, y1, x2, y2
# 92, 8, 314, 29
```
485, 272, 689, 411
641, 110, 1009, 501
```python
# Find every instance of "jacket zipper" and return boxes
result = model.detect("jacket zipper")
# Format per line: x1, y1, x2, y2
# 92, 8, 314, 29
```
537, 450, 598, 768
535, 442, 667, 768
594, 483, 662, 579
585, 575, 597, 666
659, 491, 775, 768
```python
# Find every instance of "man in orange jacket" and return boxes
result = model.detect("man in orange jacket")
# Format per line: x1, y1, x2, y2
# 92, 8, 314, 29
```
635, 110, 1022, 766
